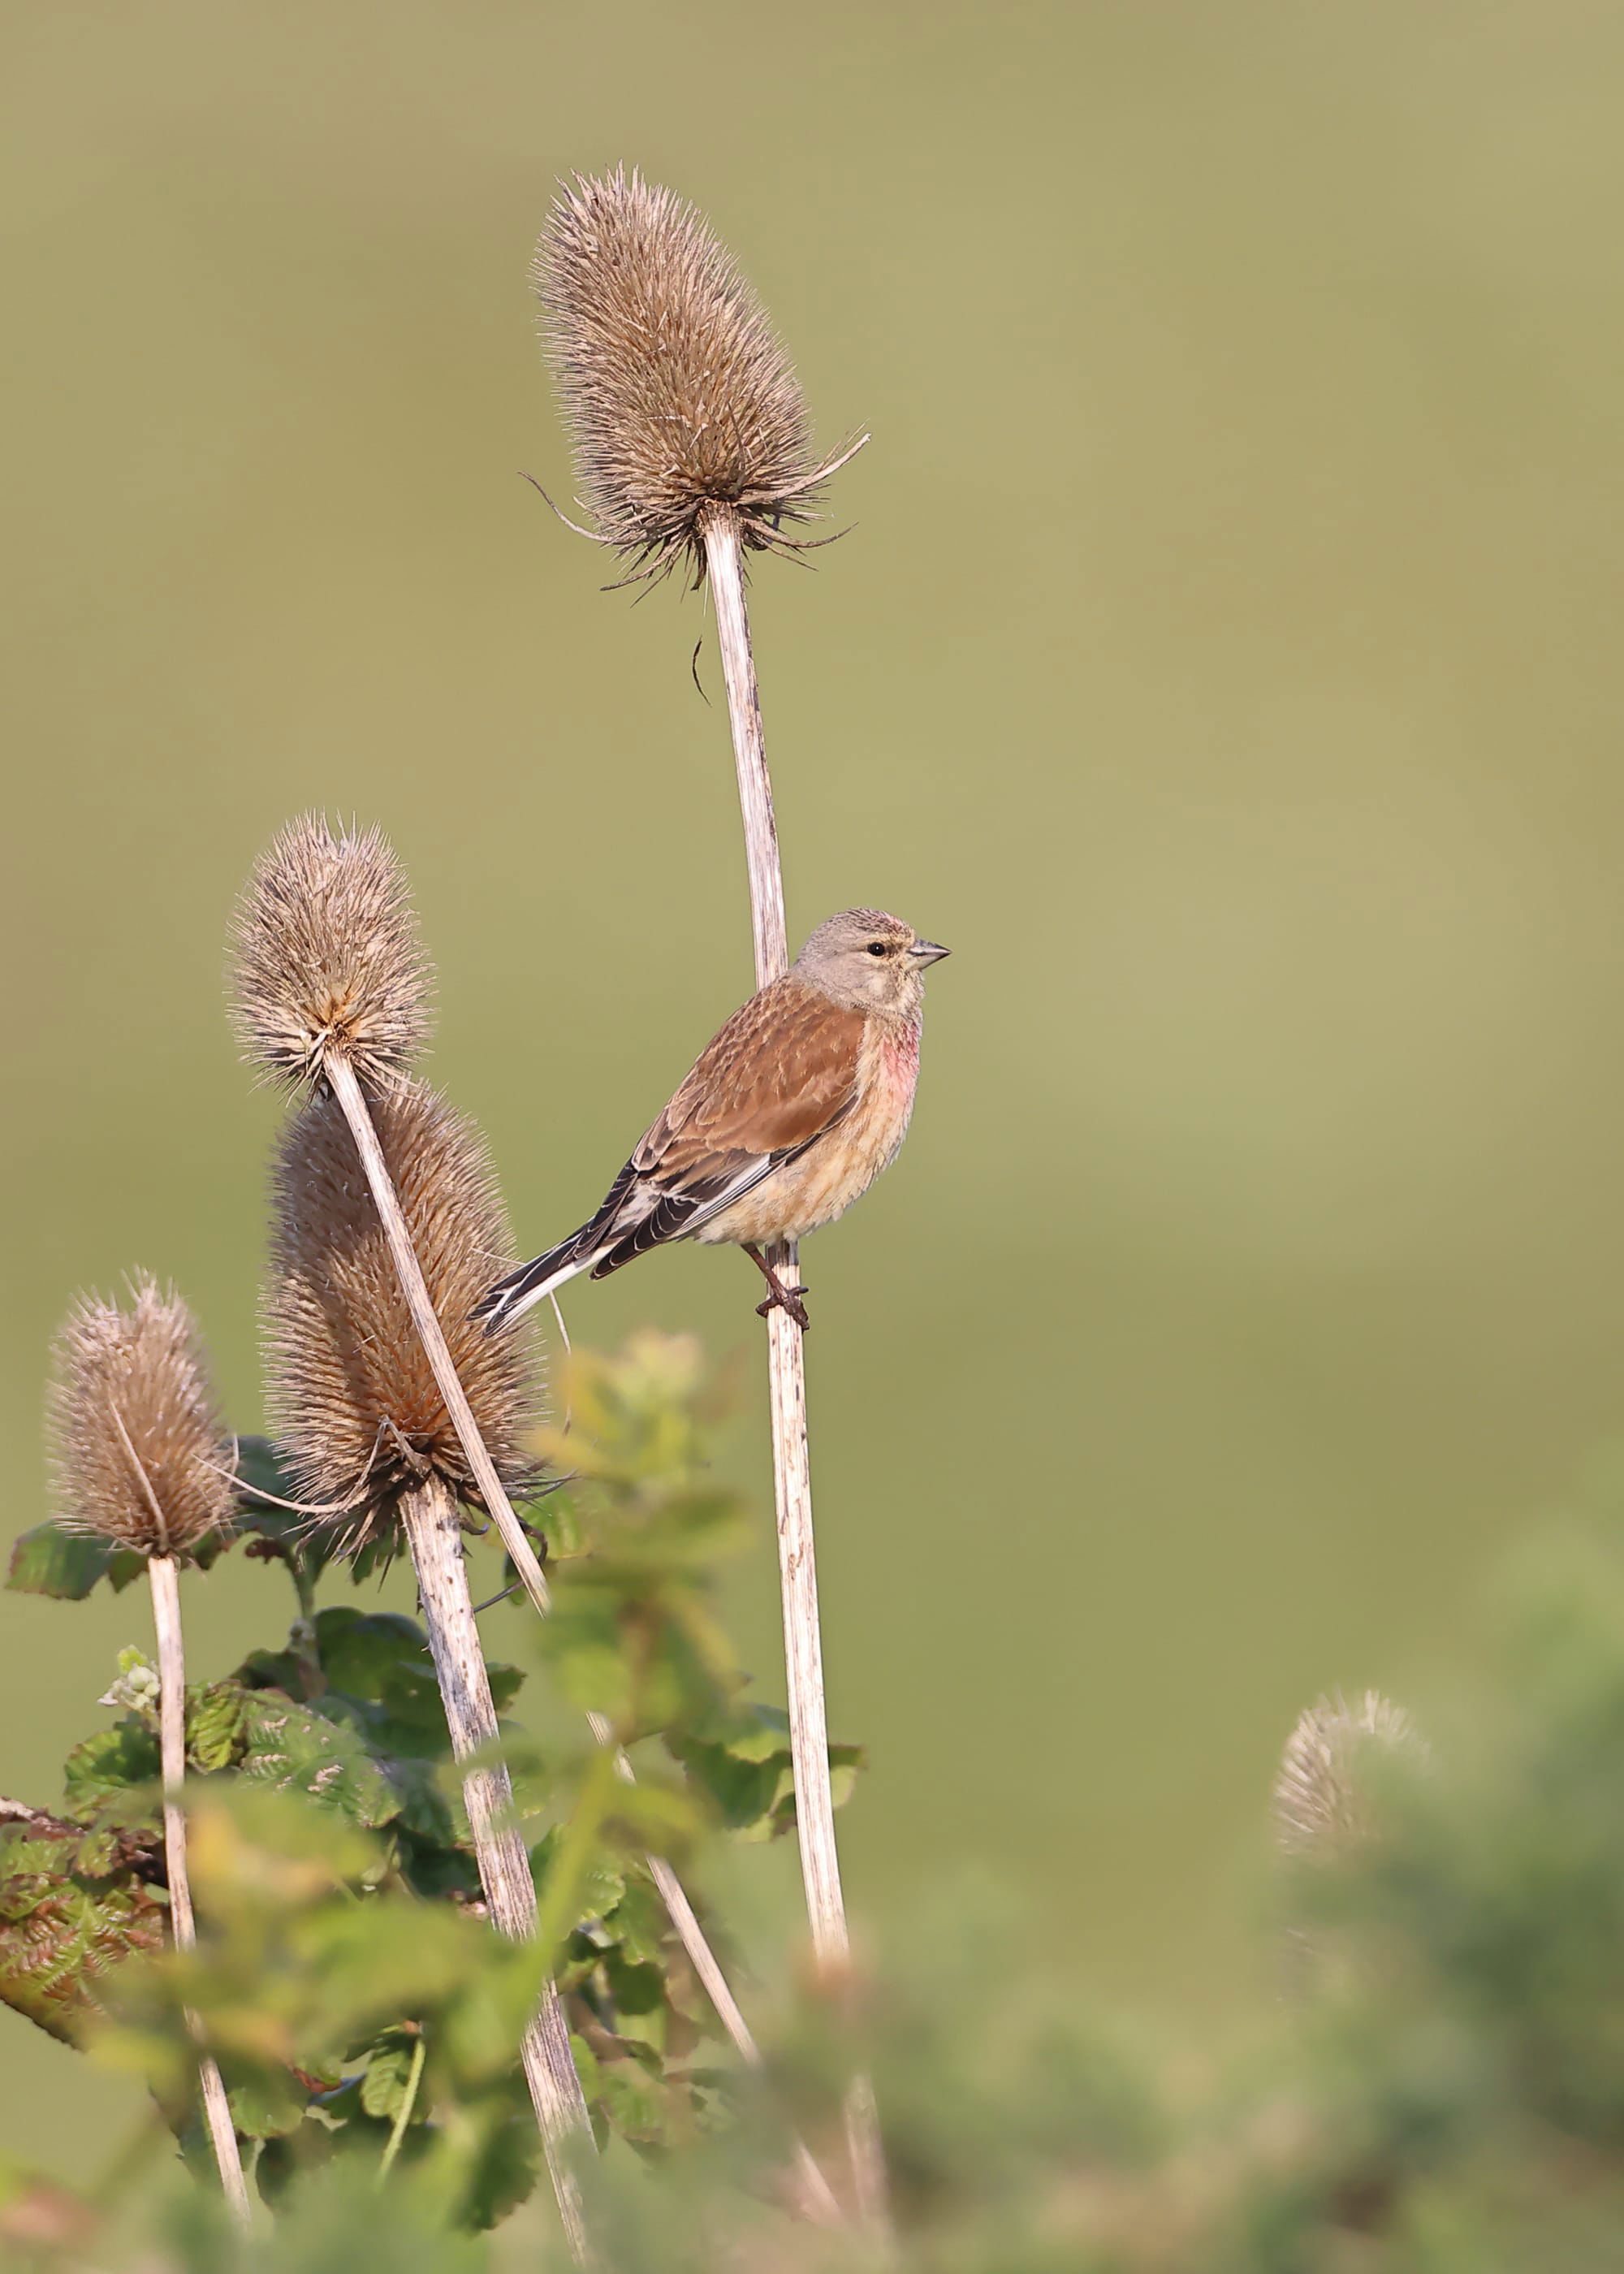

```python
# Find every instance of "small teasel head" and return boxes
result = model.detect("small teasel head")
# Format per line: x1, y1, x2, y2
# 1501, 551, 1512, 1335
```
265, 1077, 538, 1547
533, 166, 856, 584
231, 815, 431, 1093
48, 1277, 235, 1560
1274, 1690, 1419, 1860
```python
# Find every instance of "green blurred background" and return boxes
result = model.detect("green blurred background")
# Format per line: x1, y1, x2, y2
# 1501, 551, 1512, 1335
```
6, 0, 1624, 2180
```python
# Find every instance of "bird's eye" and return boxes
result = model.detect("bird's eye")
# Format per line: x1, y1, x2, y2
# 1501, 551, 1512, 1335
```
866, 941, 888, 958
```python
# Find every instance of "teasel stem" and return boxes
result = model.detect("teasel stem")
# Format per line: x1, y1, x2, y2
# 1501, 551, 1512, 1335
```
396, 1475, 588, 2255
148, 1554, 251, 2230
317, 1061, 588, 2251
322, 1053, 843, 2229
701, 505, 890, 2232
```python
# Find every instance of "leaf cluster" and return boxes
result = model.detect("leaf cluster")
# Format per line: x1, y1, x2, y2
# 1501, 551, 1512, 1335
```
2, 1338, 863, 2233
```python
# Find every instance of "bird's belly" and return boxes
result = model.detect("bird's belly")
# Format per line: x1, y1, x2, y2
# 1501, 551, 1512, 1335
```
697, 1022, 920, 1248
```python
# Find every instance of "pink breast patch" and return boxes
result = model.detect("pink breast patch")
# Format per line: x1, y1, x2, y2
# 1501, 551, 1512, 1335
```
880, 1021, 921, 1105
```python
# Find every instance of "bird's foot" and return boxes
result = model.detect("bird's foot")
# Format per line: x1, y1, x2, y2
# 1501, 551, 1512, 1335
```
755, 1282, 811, 1334
742, 1243, 811, 1332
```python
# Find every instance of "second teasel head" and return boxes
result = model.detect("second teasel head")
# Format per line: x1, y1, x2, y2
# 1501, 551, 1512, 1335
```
48, 1277, 235, 1562
264, 1077, 538, 1546
231, 815, 432, 1094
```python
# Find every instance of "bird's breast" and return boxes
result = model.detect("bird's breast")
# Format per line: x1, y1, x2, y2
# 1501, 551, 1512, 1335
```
697, 1012, 922, 1247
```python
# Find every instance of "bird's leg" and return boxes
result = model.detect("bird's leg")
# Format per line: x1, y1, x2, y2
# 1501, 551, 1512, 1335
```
742, 1243, 810, 1333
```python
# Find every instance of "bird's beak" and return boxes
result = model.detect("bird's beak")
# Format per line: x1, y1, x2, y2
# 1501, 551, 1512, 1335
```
908, 940, 951, 965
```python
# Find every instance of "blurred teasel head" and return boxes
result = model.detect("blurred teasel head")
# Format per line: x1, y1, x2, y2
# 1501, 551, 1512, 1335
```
231, 815, 431, 1094
533, 166, 857, 584
264, 1078, 537, 1546
48, 1278, 235, 1561
1274, 1689, 1419, 1861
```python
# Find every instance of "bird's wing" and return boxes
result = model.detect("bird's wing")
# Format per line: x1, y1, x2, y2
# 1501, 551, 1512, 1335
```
575, 983, 865, 1278
635, 978, 866, 1191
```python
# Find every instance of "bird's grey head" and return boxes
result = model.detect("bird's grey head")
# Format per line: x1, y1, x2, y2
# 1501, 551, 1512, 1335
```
793, 908, 951, 1014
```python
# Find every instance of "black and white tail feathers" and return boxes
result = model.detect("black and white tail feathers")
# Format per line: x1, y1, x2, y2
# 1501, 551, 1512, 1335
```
473, 1138, 793, 1334
471, 1161, 641, 1330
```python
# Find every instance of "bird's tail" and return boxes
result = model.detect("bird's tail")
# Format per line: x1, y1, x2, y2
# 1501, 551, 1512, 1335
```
472, 1235, 596, 1331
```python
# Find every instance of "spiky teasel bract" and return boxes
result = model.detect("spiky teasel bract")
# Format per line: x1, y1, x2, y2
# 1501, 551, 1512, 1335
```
1274, 1690, 1419, 1858
231, 815, 431, 1092
533, 166, 853, 585
266, 1077, 538, 1546
48, 1278, 235, 1559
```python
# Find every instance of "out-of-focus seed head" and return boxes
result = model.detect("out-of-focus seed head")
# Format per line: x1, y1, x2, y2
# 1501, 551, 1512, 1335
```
48, 1278, 235, 1560
1274, 1690, 1419, 1858
533, 166, 849, 583
265, 1079, 537, 1546
231, 815, 431, 1093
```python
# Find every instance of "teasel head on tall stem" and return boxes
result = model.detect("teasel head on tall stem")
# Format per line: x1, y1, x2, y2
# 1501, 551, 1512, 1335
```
533, 165, 866, 593
531, 172, 889, 2228
231, 815, 431, 1096
231, 815, 594, 2246
47, 1278, 250, 2227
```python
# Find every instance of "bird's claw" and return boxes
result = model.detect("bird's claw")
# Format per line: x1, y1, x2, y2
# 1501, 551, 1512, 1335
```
756, 1285, 811, 1333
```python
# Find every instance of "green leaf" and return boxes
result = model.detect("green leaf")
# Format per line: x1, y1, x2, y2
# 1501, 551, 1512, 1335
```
601, 1873, 672, 1968
232, 1434, 300, 1511
597, 2054, 672, 2147
308, 1608, 520, 1762
237, 1693, 400, 1830
530, 1829, 625, 1933
6, 1523, 143, 1602
314, 1607, 430, 1700
359, 2025, 426, 2123
458, 2108, 540, 2232
63, 1718, 160, 1811
603, 1948, 666, 2017
226, 2069, 308, 2140
187, 1682, 248, 1774
0, 1816, 167, 2044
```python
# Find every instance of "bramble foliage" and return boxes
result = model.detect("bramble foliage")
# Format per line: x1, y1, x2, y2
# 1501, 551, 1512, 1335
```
1, 1336, 859, 2238
19, 1356, 1624, 2267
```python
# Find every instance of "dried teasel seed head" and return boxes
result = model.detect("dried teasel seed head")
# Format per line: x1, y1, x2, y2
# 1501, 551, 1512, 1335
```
533, 166, 854, 583
1274, 1690, 1419, 1859
265, 1078, 537, 1545
48, 1278, 235, 1560
231, 815, 431, 1092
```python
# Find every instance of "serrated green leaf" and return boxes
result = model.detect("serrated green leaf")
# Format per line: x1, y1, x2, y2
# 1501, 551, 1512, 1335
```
530, 1829, 624, 1931
672, 1723, 865, 1841
669, 1736, 786, 1838
63, 1719, 160, 1811
601, 1874, 672, 1968
0, 1818, 166, 2043
187, 1682, 248, 1773
6, 1524, 120, 1602
459, 2108, 541, 2232
238, 1693, 400, 1830
597, 2055, 672, 2147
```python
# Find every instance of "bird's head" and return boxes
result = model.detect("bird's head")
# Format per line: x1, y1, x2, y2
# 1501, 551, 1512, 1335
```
793, 908, 951, 1015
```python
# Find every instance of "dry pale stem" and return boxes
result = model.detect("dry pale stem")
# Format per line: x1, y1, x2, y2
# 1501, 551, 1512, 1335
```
322, 1056, 840, 2226
149, 1554, 252, 2231
702, 506, 891, 2231
397, 1478, 590, 2259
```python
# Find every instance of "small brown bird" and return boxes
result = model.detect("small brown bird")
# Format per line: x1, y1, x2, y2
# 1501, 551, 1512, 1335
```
475, 910, 949, 1333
